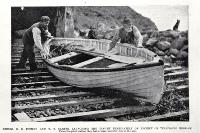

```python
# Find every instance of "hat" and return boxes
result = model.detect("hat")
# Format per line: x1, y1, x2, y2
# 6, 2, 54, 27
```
40, 16, 50, 22
122, 17, 131, 24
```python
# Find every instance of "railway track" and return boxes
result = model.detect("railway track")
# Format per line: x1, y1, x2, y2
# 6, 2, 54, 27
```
11, 40, 189, 121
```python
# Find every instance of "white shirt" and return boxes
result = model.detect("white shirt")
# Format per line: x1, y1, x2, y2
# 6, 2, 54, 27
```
32, 27, 51, 52
112, 25, 143, 47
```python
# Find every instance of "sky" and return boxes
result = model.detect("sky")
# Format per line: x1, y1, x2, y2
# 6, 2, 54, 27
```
131, 5, 188, 31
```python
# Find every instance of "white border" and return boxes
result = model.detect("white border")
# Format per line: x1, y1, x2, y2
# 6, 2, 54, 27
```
1, 0, 200, 132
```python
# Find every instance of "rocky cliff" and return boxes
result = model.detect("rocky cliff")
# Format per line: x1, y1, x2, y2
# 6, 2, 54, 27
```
73, 6, 157, 32
11, 6, 158, 34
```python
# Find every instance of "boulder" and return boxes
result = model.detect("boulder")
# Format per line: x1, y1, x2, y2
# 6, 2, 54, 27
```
177, 51, 188, 60
164, 49, 170, 56
156, 41, 171, 51
171, 37, 187, 50
145, 37, 158, 47
153, 47, 165, 56
156, 50, 165, 56
144, 30, 153, 37
180, 45, 188, 52
160, 30, 180, 38
158, 36, 167, 42
169, 48, 179, 56
170, 54, 176, 59
180, 31, 188, 39
150, 31, 159, 38
142, 34, 149, 44
165, 37, 173, 43
163, 55, 172, 63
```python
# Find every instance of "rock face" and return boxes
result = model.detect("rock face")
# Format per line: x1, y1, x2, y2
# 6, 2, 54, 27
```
156, 41, 171, 51
169, 48, 179, 56
143, 30, 188, 66
145, 38, 158, 47
11, 7, 158, 37
54, 7, 75, 38
73, 7, 157, 33
171, 37, 188, 50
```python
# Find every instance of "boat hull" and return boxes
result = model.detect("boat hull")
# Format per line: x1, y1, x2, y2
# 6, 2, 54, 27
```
46, 64, 164, 104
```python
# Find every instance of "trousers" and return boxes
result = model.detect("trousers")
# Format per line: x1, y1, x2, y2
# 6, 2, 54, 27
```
17, 36, 37, 70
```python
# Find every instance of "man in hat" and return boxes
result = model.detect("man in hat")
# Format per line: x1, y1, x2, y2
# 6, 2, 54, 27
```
16, 16, 53, 71
109, 17, 143, 51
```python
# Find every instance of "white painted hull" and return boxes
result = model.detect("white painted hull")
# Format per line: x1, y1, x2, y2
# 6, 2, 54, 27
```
45, 38, 165, 104
47, 65, 164, 104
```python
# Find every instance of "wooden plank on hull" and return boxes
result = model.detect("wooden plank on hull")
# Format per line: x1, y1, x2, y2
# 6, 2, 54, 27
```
105, 54, 145, 64
74, 48, 145, 64
72, 57, 104, 68
107, 63, 128, 68
32, 106, 156, 121
49, 52, 79, 63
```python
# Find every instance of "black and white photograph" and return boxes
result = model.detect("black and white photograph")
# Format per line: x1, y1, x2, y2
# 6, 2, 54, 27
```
10, 6, 189, 122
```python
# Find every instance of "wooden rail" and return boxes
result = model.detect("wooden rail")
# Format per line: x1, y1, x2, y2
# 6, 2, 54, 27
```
166, 78, 188, 85
12, 71, 50, 76
164, 66, 182, 73
12, 98, 111, 110
11, 81, 61, 87
12, 85, 72, 93
131, 110, 189, 121
12, 92, 91, 102
11, 39, 189, 121
164, 71, 188, 79
11, 67, 48, 73
32, 106, 156, 122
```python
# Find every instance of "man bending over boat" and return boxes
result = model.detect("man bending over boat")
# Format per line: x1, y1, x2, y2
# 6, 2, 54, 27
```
108, 17, 143, 51
16, 16, 53, 71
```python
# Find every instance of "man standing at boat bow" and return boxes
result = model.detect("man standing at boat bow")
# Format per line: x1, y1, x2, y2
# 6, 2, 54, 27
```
108, 17, 143, 52
17, 16, 53, 71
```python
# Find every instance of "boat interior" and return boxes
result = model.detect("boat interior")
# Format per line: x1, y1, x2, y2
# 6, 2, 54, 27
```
46, 38, 160, 69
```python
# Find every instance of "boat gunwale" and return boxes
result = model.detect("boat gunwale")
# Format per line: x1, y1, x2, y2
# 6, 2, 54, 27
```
44, 38, 164, 72
43, 59, 164, 72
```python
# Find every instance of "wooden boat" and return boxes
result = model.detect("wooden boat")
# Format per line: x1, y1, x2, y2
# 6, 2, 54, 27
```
43, 38, 165, 104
